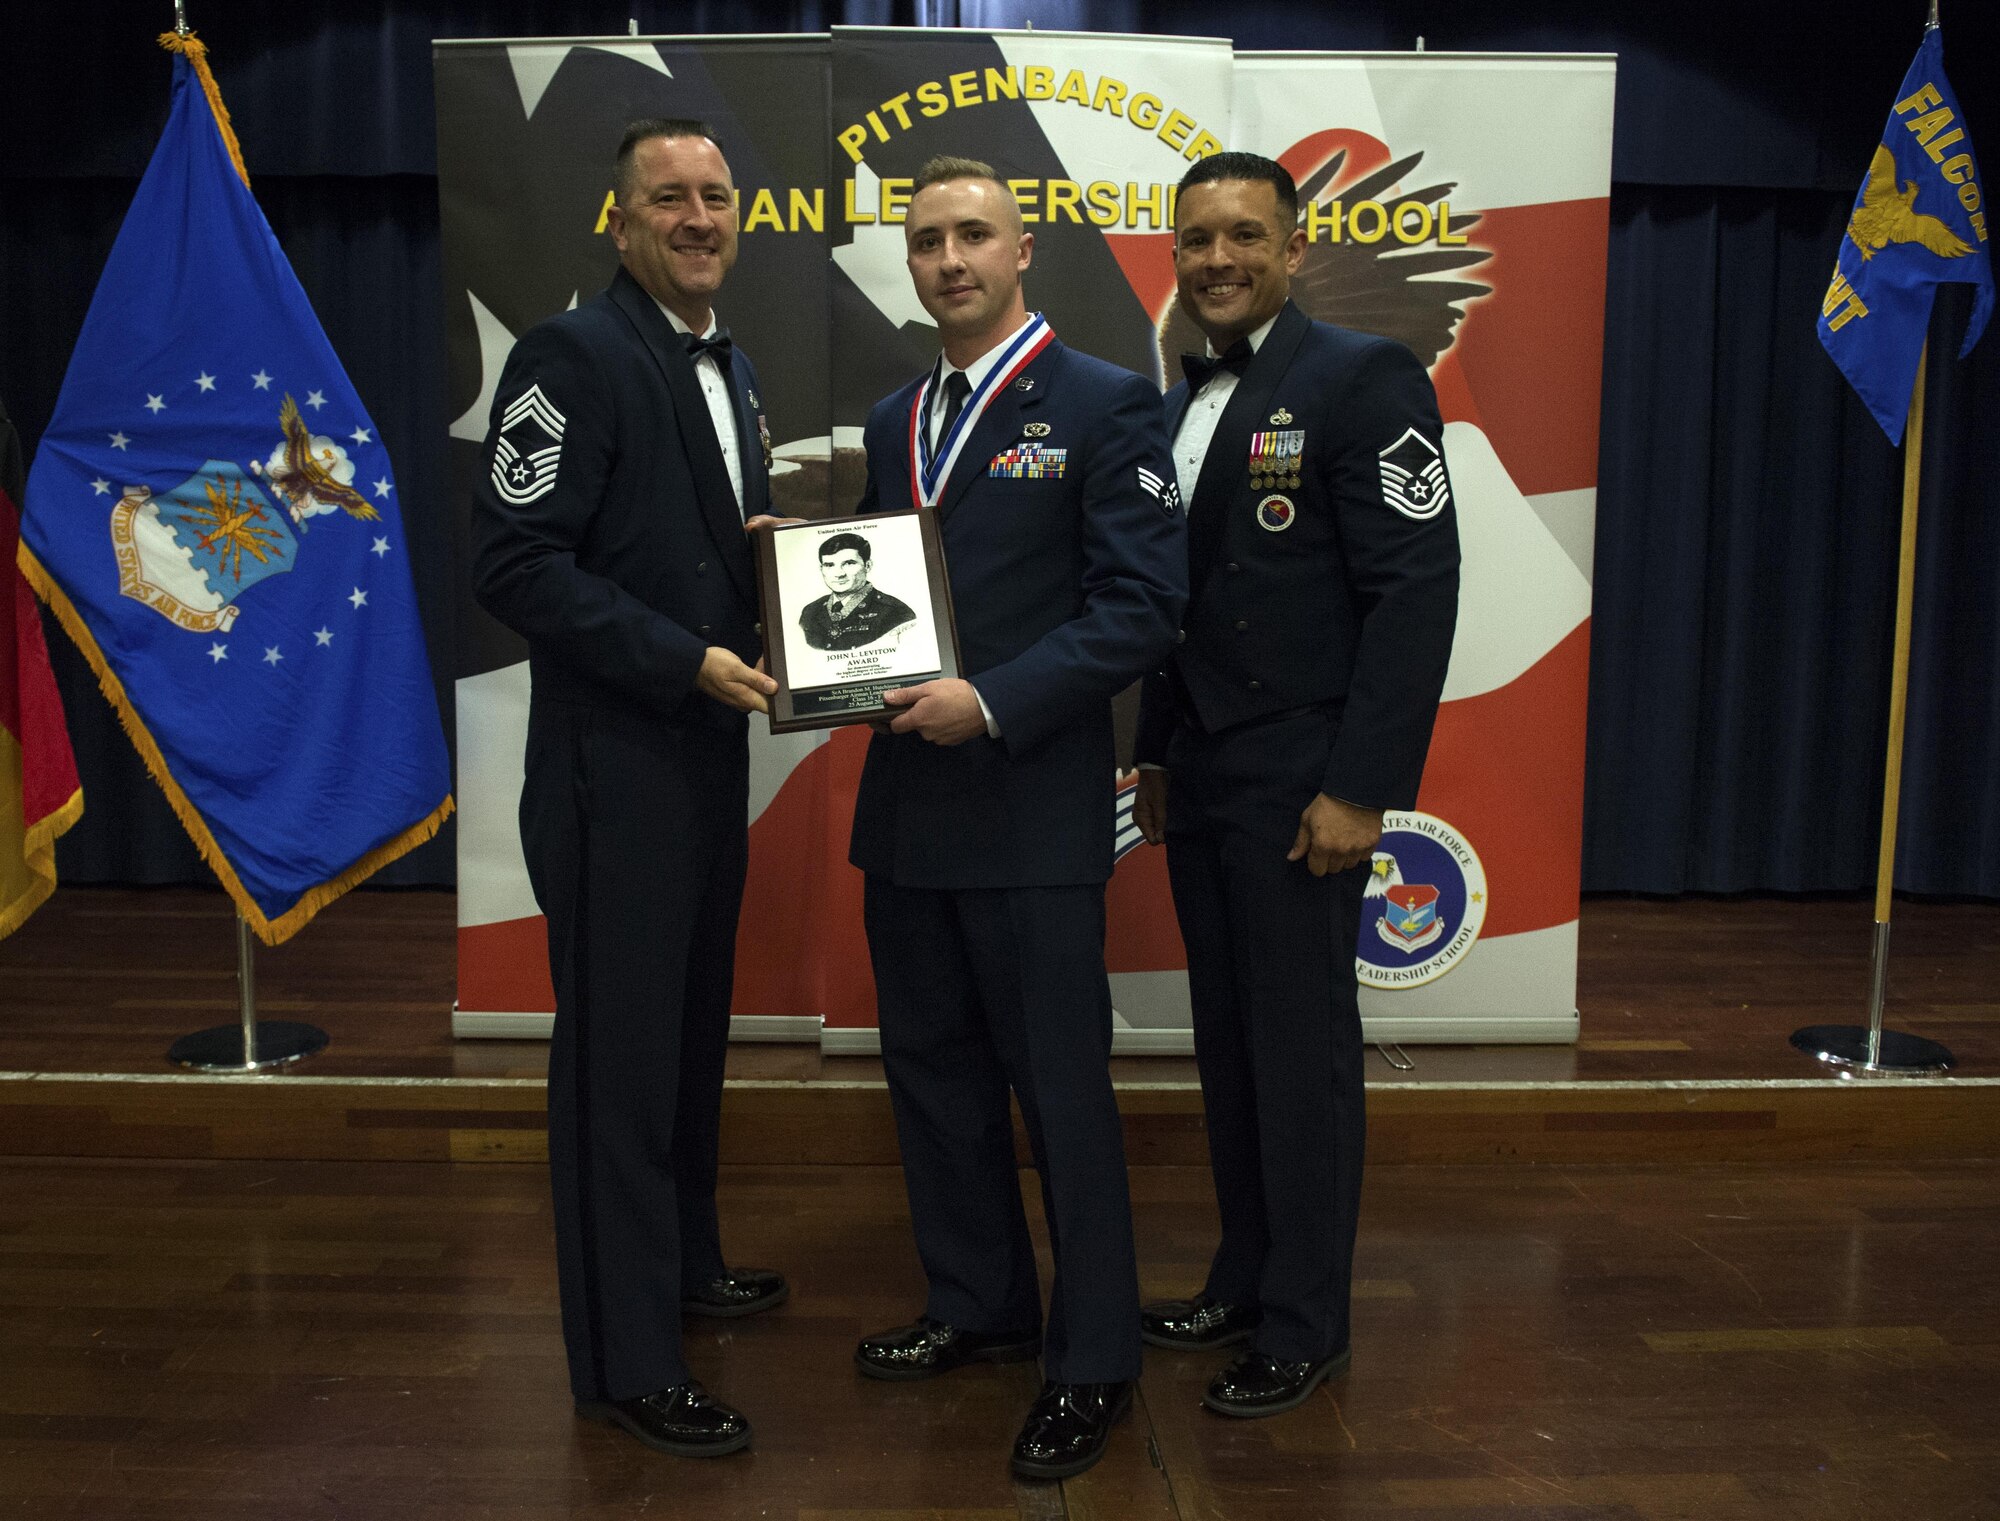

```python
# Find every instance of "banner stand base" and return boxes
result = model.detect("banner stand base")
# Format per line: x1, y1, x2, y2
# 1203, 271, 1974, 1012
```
455, 1013, 1581, 1053
452, 1010, 823, 1043
822, 1012, 1581, 1058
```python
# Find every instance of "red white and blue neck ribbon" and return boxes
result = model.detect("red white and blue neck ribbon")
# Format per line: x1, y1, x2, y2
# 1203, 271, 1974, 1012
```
907, 313, 1054, 510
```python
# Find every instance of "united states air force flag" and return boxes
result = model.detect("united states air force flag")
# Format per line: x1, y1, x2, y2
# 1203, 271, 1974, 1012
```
19, 32, 452, 944
1818, 24, 1993, 444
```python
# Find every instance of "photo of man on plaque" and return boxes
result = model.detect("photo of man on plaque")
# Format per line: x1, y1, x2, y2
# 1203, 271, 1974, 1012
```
798, 531, 918, 651
773, 516, 942, 694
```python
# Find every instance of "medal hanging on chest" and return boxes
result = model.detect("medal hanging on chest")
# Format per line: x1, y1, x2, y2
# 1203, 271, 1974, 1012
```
907, 314, 1055, 510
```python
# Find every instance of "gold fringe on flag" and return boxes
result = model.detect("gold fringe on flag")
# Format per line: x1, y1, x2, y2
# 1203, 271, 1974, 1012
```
157, 30, 252, 190
16, 541, 453, 946
0, 779, 81, 940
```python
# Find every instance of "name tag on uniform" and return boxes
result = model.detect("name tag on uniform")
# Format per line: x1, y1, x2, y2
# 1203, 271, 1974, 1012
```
989, 443, 1068, 479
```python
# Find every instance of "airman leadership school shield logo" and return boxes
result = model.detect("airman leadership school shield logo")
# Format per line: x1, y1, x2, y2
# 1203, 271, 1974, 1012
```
1378, 427, 1449, 520
491, 383, 565, 505
1356, 812, 1487, 988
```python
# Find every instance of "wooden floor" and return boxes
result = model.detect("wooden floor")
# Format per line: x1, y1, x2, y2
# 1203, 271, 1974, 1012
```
1, 1155, 1995, 1520
3, 892, 1996, 1515
0, 887, 1995, 1081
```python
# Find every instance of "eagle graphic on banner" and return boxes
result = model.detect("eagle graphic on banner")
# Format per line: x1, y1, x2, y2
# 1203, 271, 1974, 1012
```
1158, 147, 1492, 372
1364, 850, 1404, 897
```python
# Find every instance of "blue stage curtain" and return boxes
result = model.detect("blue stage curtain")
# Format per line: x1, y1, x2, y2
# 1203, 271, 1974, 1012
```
1584, 189, 1999, 896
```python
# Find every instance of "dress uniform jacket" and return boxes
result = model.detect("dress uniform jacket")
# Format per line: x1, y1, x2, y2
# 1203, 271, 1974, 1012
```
470, 266, 770, 1401
852, 338, 1186, 887
1134, 298, 1457, 804
1133, 298, 1459, 1366
849, 335, 1186, 1382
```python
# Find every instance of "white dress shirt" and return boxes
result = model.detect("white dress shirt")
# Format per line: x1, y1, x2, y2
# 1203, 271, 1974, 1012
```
928, 312, 1033, 449
656, 300, 743, 515
1171, 312, 1280, 505
927, 314, 1034, 738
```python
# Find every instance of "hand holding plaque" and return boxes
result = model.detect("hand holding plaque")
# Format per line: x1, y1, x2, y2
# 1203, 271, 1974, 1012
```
881, 677, 987, 745
753, 510, 963, 733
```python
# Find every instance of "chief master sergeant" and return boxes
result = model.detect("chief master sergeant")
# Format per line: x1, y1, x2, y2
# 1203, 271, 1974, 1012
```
470, 118, 792, 1461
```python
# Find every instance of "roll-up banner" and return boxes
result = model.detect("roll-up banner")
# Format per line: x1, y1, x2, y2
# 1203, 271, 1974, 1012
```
437, 31, 1614, 1049
1232, 53, 1614, 1042
437, 35, 838, 1044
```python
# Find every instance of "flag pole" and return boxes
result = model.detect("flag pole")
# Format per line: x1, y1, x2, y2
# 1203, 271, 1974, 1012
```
142, 7, 326, 1075
167, 915, 329, 1071
1792, 338, 1954, 1075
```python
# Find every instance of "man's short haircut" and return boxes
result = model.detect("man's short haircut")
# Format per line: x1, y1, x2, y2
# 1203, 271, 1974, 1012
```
1176, 151, 1300, 228
819, 531, 871, 562
908, 154, 1024, 238
913, 154, 1001, 195
614, 118, 715, 203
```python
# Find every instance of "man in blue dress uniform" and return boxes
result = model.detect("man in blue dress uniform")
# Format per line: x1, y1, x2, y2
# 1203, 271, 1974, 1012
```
470, 120, 792, 1459
1133, 151, 1460, 1416
847, 156, 1186, 1480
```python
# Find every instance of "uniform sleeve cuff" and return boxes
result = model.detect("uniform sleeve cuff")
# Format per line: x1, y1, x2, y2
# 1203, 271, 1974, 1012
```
973, 683, 1000, 739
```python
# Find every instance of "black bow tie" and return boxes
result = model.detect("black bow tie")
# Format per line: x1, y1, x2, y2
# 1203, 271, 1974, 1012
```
1181, 339, 1253, 392
686, 329, 733, 365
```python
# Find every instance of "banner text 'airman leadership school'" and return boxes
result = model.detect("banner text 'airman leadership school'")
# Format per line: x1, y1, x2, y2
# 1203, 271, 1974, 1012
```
589, 63, 1473, 245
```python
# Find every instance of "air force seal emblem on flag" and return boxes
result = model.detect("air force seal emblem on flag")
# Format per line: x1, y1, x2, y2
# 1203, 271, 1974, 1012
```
1378, 427, 1449, 520
491, 384, 565, 506
111, 463, 298, 634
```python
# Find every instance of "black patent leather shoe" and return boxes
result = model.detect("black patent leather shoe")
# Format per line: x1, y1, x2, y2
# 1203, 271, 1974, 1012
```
681, 1266, 789, 1318
1140, 1293, 1262, 1350
1201, 1348, 1352, 1418
1010, 1380, 1133, 1480
575, 1382, 752, 1456
854, 1315, 1040, 1381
